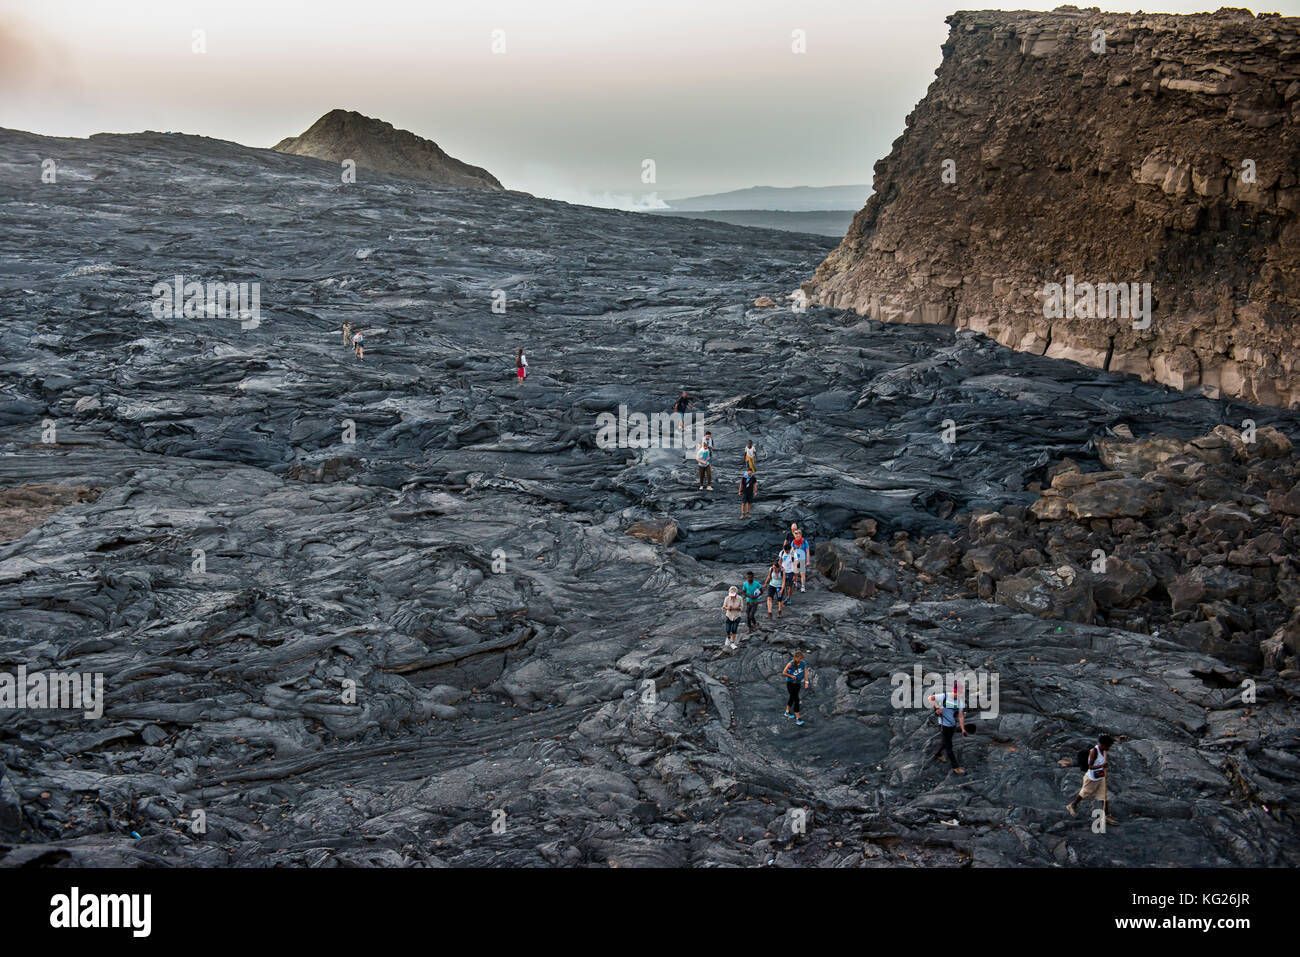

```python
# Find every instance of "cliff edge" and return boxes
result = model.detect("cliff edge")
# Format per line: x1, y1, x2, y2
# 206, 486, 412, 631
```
804, 7, 1300, 408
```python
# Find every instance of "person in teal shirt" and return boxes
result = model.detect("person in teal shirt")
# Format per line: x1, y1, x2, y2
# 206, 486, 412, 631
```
740, 571, 762, 633
782, 652, 809, 725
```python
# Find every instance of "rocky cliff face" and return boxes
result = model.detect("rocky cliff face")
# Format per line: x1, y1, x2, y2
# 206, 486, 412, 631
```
274, 109, 503, 189
805, 7, 1300, 408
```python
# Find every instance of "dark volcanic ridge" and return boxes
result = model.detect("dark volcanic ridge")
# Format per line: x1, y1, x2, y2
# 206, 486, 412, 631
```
274, 109, 503, 190
0, 127, 1297, 867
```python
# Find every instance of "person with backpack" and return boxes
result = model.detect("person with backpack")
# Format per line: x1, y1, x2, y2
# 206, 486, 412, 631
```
1062, 734, 1116, 823
341, 320, 352, 348
351, 328, 365, 359
765, 561, 785, 619
722, 586, 744, 650
779, 544, 797, 606
516, 347, 528, 384
738, 467, 758, 518
790, 528, 810, 592
782, 652, 809, 725
741, 571, 762, 633
927, 681, 967, 774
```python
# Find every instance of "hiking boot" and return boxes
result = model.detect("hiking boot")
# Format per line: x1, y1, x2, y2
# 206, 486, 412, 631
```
1066, 803, 1077, 817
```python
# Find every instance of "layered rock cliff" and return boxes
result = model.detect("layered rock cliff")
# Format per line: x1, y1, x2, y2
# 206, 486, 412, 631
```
805, 7, 1300, 408
274, 109, 503, 189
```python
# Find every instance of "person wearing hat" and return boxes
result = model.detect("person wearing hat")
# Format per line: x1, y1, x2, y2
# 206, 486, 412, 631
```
722, 585, 745, 650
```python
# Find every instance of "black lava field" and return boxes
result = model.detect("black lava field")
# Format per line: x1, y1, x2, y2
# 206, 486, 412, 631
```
0, 128, 1296, 867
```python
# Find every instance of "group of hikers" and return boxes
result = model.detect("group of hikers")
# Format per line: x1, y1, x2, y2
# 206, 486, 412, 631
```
922, 684, 1117, 820
712, 509, 1118, 821
677, 393, 760, 515
721, 523, 811, 644
341, 321, 364, 359
314, 363, 1113, 821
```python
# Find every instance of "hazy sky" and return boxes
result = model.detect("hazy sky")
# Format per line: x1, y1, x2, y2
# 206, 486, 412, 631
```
5, 1, 1299, 206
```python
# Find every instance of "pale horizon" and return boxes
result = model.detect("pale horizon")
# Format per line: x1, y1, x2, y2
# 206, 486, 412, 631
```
5, 0, 1299, 206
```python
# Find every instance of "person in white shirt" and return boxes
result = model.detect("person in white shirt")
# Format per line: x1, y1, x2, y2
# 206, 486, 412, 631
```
722, 586, 744, 650
779, 545, 797, 604
1063, 733, 1116, 824
695, 441, 713, 490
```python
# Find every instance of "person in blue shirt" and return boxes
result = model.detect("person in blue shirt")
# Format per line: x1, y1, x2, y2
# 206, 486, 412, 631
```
927, 682, 967, 774
782, 652, 809, 725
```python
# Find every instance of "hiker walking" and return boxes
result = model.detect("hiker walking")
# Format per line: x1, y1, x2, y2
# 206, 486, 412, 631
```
516, 347, 528, 384
741, 571, 762, 633
695, 439, 713, 491
722, 586, 744, 650
790, 527, 809, 593
341, 320, 352, 347
744, 439, 757, 473
765, 561, 785, 619
1063, 733, 1116, 824
738, 466, 757, 518
779, 544, 797, 606
782, 652, 809, 725
927, 682, 967, 774
673, 392, 696, 429
351, 328, 365, 359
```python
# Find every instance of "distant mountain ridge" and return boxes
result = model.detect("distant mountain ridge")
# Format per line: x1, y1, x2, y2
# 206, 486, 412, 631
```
649, 208, 853, 238
273, 109, 502, 190
666, 184, 869, 212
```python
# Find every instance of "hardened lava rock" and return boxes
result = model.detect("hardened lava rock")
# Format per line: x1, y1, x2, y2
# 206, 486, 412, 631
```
0, 127, 1296, 867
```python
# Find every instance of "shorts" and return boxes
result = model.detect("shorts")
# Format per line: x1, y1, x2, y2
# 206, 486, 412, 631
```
794, 556, 805, 572
767, 585, 780, 599
742, 488, 755, 504
1078, 774, 1107, 801
725, 617, 740, 635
